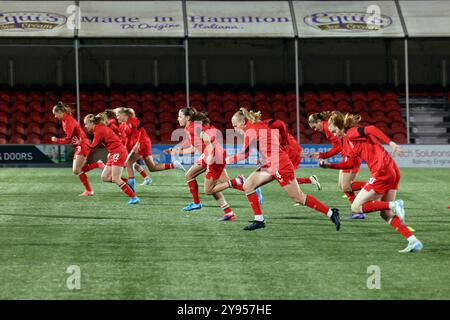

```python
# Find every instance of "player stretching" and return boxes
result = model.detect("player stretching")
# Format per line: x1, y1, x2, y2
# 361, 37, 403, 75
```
51, 102, 104, 196
308, 111, 366, 219
319, 111, 423, 253
104, 109, 152, 186
81, 114, 139, 204
116, 108, 185, 191
217, 108, 341, 231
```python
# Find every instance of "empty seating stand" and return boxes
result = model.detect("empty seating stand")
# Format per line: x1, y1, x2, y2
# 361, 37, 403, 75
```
0, 89, 407, 145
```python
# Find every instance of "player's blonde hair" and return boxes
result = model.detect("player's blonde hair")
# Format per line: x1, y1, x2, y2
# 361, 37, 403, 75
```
308, 111, 332, 124
328, 111, 361, 132
116, 107, 136, 118
52, 101, 73, 115
233, 108, 262, 124
103, 109, 117, 121
84, 113, 107, 125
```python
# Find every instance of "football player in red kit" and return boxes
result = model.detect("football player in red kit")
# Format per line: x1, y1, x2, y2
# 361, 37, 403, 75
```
218, 108, 341, 231
319, 111, 423, 253
308, 111, 366, 219
115, 108, 185, 191
104, 109, 152, 186
263, 118, 321, 191
50, 102, 104, 196
167, 107, 244, 220
80, 113, 139, 205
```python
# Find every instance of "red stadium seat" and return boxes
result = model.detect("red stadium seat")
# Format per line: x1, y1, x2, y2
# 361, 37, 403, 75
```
319, 91, 334, 102
174, 99, 187, 109
286, 91, 299, 103
223, 100, 238, 112
190, 91, 204, 102
369, 100, 384, 112
367, 91, 382, 102
159, 92, 174, 102
336, 100, 352, 113
238, 91, 253, 103
223, 91, 237, 102
142, 101, 157, 112
303, 91, 318, 103
0, 102, 9, 113
207, 91, 221, 102
383, 91, 398, 101
10, 134, 25, 144
29, 91, 44, 101
190, 100, 204, 110
255, 91, 269, 102
25, 134, 41, 144
12, 91, 29, 102
43, 123, 58, 135
393, 133, 407, 144
304, 100, 320, 113
12, 101, 26, 113
0, 136, 6, 144
272, 101, 287, 113
27, 111, 42, 124
0, 125, 7, 135
110, 91, 125, 102
255, 101, 271, 113
142, 91, 156, 102
126, 100, 142, 113
353, 100, 367, 113
28, 100, 43, 113
93, 101, 108, 113
80, 101, 91, 113
388, 110, 403, 122
12, 111, 26, 124
159, 100, 173, 112
27, 123, 41, 135
79, 91, 91, 102
125, 91, 140, 102
351, 91, 366, 102
159, 111, 173, 124
272, 91, 286, 102
44, 91, 58, 101
239, 100, 252, 110
109, 100, 124, 110
321, 100, 335, 110
209, 111, 224, 123
0, 90, 10, 102
92, 91, 107, 102
207, 101, 221, 112
311, 132, 323, 144
61, 91, 76, 104
142, 110, 157, 122
174, 91, 186, 102
385, 100, 401, 112
335, 91, 350, 102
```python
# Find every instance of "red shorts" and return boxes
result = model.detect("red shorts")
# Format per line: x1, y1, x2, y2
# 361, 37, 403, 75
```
106, 149, 128, 167
287, 143, 302, 168
363, 163, 400, 194
342, 157, 361, 174
260, 155, 295, 187
73, 143, 90, 159
205, 162, 226, 180
138, 136, 152, 158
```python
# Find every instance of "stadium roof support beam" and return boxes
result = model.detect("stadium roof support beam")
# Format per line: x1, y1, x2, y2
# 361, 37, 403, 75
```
288, 0, 300, 144
404, 38, 410, 144
74, 0, 81, 123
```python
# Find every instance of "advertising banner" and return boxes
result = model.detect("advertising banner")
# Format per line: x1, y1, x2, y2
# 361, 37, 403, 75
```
294, 0, 404, 38
0, 144, 67, 164
399, 1, 450, 37
186, 1, 294, 37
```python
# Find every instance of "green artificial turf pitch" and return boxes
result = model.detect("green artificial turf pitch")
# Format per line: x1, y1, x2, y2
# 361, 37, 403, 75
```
0, 167, 449, 299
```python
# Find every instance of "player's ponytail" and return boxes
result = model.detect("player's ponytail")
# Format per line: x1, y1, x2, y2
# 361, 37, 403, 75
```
52, 101, 73, 115
233, 108, 262, 124
116, 107, 136, 118
103, 109, 117, 121
94, 113, 107, 125
179, 106, 210, 125
328, 111, 361, 132
308, 111, 332, 124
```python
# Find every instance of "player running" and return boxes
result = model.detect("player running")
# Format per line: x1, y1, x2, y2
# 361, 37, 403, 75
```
115, 107, 185, 191
50, 102, 104, 196
318, 111, 423, 253
167, 107, 241, 220
81, 113, 139, 204
308, 111, 366, 219
263, 118, 321, 191
104, 109, 152, 186
217, 108, 341, 231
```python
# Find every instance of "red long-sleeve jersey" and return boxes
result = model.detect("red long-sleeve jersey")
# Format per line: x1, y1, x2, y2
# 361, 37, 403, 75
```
318, 120, 342, 159
87, 124, 124, 154
329, 126, 395, 177
54, 113, 88, 147
227, 121, 285, 165
184, 121, 224, 157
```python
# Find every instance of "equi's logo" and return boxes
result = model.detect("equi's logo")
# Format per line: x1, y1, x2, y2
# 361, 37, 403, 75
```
0, 12, 67, 32
304, 12, 392, 32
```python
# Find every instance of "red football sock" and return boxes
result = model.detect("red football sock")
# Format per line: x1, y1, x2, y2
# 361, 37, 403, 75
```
78, 173, 92, 192
305, 195, 329, 215
362, 201, 390, 213
121, 177, 129, 183
390, 216, 413, 239
344, 191, 356, 204
296, 177, 311, 184
187, 179, 200, 204
246, 191, 263, 215
81, 163, 99, 173
119, 182, 135, 198
221, 203, 233, 215
165, 163, 174, 170
351, 181, 366, 191
137, 167, 148, 178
